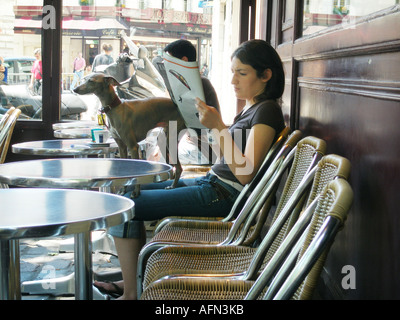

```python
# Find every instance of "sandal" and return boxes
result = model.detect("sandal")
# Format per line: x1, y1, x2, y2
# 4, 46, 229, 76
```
94, 280, 123, 298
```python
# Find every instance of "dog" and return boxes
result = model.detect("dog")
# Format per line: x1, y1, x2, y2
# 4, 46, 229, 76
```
73, 73, 186, 196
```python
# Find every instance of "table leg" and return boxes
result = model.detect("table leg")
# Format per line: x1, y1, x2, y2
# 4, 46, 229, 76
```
0, 239, 21, 300
74, 231, 93, 300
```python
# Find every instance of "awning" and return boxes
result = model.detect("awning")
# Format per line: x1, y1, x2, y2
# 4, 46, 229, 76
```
62, 18, 127, 30
14, 17, 127, 36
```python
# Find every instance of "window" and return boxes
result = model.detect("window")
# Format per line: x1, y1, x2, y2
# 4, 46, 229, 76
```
61, 0, 240, 123
333, 0, 350, 15
0, 2, 44, 120
303, 0, 399, 36
0, 1, 240, 125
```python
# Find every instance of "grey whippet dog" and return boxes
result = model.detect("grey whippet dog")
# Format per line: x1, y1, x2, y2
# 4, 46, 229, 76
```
74, 73, 186, 196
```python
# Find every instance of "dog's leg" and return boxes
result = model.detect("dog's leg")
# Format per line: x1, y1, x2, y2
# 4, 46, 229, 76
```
114, 138, 128, 159
162, 125, 182, 189
112, 138, 132, 195
170, 120, 187, 188
168, 127, 183, 189
129, 144, 140, 160
128, 144, 142, 198
170, 159, 182, 189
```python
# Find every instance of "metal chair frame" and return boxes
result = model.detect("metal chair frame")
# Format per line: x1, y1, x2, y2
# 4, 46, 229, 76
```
136, 131, 302, 296
139, 179, 353, 300
137, 134, 325, 297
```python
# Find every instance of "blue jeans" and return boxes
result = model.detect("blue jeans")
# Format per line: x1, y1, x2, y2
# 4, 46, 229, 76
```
107, 173, 241, 239
70, 70, 83, 89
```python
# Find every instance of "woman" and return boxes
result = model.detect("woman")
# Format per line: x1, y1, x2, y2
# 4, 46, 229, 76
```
95, 40, 286, 299
28, 48, 42, 94
70, 52, 86, 90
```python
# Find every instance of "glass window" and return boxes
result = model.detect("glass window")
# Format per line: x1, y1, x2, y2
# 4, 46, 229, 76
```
60, 0, 238, 123
303, 0, 399, 36
0, 1, 240, 124
0, 2, 44, 120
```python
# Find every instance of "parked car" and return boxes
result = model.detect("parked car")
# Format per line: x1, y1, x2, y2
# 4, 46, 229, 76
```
3, 56, 35, 84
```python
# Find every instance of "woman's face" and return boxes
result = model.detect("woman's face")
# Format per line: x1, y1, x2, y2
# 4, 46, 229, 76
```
231, 57, 269, 105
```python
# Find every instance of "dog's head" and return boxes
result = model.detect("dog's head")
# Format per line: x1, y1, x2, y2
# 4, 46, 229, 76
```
73, 73, 121, 96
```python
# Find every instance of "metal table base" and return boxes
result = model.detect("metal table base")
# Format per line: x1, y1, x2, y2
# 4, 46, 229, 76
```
0, 188, 135, 300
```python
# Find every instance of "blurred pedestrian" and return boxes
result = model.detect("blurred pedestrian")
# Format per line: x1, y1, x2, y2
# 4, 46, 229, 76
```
28, 48, 42, 94
92, 43, 114, 72
70, 52, 86, 90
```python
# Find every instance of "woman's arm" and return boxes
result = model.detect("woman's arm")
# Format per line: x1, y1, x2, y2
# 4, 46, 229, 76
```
196, 98, 275, 185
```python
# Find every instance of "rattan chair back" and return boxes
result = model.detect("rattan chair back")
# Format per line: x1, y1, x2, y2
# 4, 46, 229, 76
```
0, 108, 21, 164
140, 179, 353, 300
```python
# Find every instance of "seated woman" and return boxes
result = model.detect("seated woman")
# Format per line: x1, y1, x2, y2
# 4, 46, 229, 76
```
94, 39, 286, 300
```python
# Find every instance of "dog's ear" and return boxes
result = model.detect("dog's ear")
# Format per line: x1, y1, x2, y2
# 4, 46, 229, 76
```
104, 75, 121, 87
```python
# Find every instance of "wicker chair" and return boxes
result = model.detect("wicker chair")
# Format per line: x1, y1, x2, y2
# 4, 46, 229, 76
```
0, 107, 15, 129
154, 126, 291, 231
141, 154, 350, 292
0, 107, 21, 164
137, 135, 326, 296
140, 178, 353, 300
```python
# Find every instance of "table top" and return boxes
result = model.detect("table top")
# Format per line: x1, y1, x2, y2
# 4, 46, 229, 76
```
0, 158, 173, 189
54, 128, 92, 139
12, 139, 118, 157
0, 188, 134, 240
52, 121, 100, 130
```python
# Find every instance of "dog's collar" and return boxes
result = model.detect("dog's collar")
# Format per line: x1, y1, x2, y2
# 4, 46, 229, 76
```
101, 96, 121, 113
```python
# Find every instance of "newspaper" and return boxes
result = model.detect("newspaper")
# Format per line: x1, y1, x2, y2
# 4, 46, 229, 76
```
161, 52, 206, 129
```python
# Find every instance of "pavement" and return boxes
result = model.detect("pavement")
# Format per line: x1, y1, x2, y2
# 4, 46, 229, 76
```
19, 230, 122, 300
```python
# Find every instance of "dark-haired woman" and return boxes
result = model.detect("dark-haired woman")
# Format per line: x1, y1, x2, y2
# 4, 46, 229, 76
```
94, 40, 286, 299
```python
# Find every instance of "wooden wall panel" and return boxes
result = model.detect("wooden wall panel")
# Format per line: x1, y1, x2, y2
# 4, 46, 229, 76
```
275, 5, 400, 299
298, 86, 400, 299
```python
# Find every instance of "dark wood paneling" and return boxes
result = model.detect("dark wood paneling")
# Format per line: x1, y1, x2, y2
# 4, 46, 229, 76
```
298, 87, 400, 299
270, 3, 400, 299
287, 7, 400, 299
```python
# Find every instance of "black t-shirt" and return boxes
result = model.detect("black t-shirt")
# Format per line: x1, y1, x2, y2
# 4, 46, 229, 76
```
92, 54, 114, 71
211, 99, 285, 184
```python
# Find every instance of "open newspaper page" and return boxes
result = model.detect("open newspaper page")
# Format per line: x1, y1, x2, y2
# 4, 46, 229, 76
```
162, 52, 206, 129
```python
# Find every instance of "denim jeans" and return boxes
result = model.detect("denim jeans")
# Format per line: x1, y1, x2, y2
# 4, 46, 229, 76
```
107, 173, 241, 239
70, 70, 83, 89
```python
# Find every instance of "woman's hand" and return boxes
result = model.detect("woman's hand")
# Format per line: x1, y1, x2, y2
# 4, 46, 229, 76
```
195, 98, 225, 131
195, 97, 276, 185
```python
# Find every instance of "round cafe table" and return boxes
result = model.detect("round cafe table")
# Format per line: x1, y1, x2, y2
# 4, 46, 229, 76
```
54, 128, 93, 139
12, 139, 118, 158
0, 158, 173, 299
52, 121, 100, 131
0, 188, 134, 300
0, 158, 173, 191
